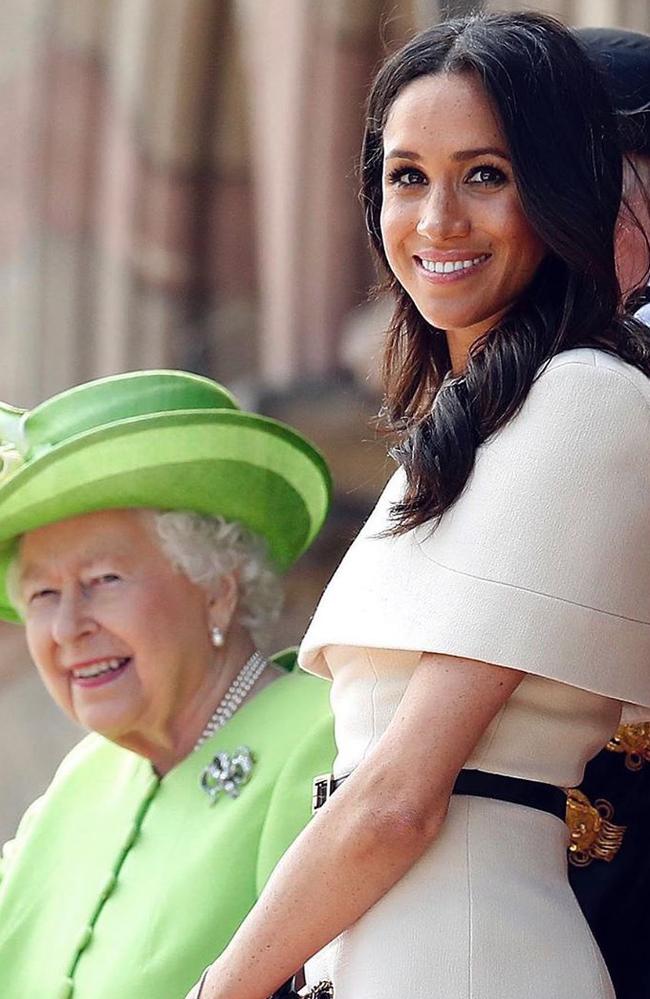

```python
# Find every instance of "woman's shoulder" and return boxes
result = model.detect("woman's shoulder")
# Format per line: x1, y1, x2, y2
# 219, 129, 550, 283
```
36, 734, 149, 809
489, 347, 650, 463
534, 347, 650, 413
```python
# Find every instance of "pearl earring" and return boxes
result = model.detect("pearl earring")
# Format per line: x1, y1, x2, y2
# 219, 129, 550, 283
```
210, 626, 224, 648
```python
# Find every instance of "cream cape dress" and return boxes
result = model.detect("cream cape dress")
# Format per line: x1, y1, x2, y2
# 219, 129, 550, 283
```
299, 348, 650, 999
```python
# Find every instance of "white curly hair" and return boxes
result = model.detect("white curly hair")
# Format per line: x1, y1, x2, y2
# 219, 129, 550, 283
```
150, 510, 283, 644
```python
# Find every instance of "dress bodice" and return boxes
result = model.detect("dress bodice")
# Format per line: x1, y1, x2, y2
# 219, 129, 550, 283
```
326, 646, 621, 787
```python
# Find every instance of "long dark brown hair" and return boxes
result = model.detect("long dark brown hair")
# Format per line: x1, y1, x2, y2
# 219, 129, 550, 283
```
361, 11, 650, 533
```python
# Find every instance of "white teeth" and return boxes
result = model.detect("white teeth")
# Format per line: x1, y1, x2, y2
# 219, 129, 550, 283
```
73, 658, 128, 679
419, 254, 488, 274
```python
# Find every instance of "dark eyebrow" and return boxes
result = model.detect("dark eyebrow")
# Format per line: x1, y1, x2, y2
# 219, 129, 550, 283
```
451, 146, 510, 162
384, 146, 510, 162
384, 149, 422, 162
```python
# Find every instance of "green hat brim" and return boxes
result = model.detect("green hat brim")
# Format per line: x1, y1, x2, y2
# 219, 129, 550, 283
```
0, 409, 331, 622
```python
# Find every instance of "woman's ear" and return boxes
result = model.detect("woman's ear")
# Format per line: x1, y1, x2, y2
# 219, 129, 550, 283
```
207, 571, 240, 639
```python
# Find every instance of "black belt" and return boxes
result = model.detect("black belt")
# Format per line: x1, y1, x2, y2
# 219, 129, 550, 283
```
313, 767, 567, 821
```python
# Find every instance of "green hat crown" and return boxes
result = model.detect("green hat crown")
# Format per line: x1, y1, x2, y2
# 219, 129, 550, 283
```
0, 370, 331, 622
1, 371, 238, 464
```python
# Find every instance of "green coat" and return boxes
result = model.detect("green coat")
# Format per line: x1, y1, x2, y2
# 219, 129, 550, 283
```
0, 670, 335, 999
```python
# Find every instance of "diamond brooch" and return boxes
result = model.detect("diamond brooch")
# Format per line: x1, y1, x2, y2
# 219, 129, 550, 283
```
200, 746, 255, 805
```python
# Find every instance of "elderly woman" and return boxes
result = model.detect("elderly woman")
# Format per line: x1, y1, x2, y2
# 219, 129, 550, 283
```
0, 369, 334, 999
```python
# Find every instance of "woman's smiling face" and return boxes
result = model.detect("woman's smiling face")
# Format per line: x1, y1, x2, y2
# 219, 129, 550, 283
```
17, 508, 214, 746
380, 70, 546, 369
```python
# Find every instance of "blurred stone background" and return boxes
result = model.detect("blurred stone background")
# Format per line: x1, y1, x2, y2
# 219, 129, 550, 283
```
1, 0, 648, 841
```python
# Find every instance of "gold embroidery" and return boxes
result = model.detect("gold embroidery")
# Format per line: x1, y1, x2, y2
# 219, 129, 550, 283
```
565, 789, 626, 867
606, 722, 650, 771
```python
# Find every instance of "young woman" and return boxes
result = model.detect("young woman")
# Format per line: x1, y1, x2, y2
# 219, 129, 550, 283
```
188, 12, 650, 999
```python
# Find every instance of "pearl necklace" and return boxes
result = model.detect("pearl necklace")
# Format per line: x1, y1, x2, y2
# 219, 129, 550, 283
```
193, 649, 269, 752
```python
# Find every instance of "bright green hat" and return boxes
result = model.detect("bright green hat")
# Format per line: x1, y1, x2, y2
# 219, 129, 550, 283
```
0, 370, 332, 622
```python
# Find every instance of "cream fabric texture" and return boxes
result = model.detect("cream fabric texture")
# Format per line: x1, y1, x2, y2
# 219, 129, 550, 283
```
299, 348, 650, 998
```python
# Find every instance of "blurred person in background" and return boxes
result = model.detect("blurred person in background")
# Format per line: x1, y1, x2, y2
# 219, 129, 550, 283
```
186, 12, 650, 999
566, 27, 650, 999
0, 370, 335, 999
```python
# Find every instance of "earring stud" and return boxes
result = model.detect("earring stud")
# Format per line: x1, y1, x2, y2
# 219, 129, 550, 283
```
210, 626, 225, 648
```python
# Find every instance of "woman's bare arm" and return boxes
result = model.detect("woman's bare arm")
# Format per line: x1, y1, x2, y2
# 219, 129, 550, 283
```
187, 652, 524, 999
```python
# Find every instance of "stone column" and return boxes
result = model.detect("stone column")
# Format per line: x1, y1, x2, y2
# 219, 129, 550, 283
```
238, 0, 408, 389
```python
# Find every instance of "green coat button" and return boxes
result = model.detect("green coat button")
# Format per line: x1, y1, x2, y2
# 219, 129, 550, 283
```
101, 873, 118, 900
77, 926, 93, 950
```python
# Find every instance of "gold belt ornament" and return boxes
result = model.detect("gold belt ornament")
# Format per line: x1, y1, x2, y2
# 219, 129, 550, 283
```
566, 789, 626, 867
606, 722, 650, 771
